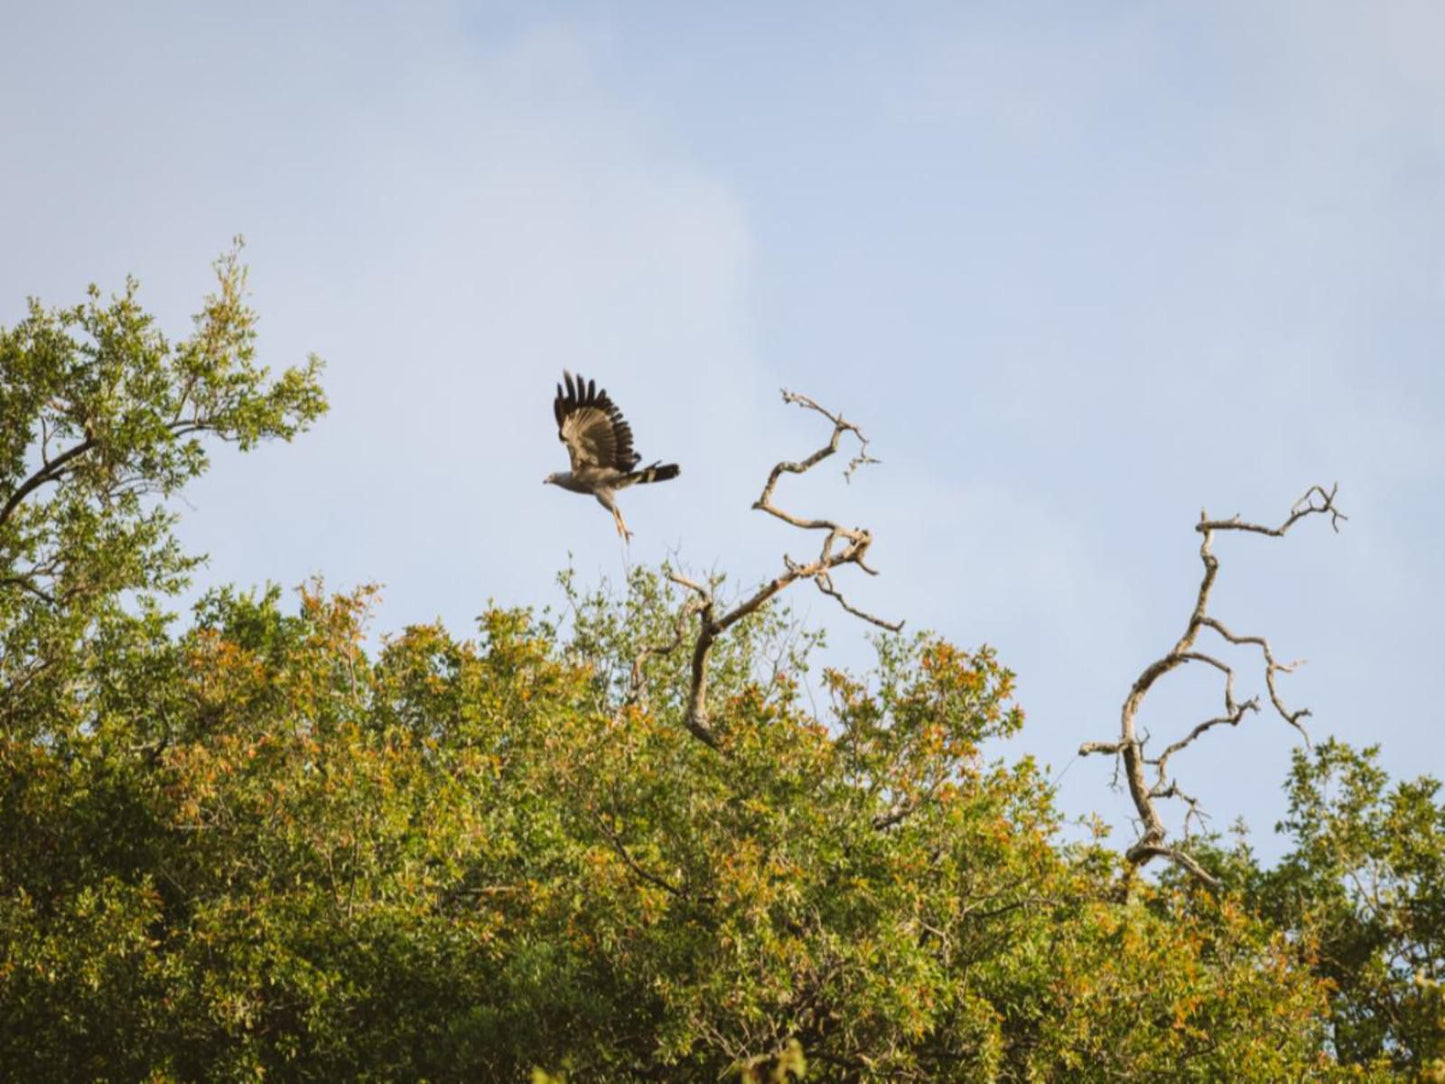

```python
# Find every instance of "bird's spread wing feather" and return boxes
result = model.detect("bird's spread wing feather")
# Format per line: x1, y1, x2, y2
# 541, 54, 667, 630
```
554, 371, 640, 473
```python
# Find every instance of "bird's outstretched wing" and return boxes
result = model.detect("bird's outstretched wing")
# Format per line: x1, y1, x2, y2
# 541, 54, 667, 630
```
554, 371, 640, 473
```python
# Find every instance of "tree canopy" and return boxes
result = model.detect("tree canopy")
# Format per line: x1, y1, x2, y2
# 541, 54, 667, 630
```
1, 257, 1439, 1081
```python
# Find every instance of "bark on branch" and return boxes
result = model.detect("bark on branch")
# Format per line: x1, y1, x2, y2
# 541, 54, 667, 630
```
0, 437, 98, 532
1, 419, 221, 539
1079, 483, 1345, 887
668, 391, 902, 748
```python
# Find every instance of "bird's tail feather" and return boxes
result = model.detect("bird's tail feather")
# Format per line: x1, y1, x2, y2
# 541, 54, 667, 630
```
619, 461, 680, 487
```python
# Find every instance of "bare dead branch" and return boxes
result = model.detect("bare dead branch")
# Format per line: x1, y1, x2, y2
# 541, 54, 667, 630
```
1147, 694, 1259, 781
1197, 482, 1346, 537
1128, 844, 1220, 888
1197, 616, 1311, 737
1080, 484, 1343, 886
665, 570, 723, 750
815, 570, 896, 627
657, 391, 902, 749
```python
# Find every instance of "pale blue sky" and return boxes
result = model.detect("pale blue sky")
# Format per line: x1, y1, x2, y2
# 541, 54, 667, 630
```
3, 1, 1441, 857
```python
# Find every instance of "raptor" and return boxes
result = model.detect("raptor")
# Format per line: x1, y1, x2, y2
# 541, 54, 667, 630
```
544, 371, 679, 541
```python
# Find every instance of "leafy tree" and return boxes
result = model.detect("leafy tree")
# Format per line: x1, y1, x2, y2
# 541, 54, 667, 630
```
1218, 741, 1445, 1078
0, 568, 1335, 1080
1, 256, 1433, 1081
0, 240, 325, 744
0, 249, 325, 1077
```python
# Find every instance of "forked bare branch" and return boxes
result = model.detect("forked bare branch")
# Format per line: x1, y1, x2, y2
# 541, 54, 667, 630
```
664, 391, 902, 748
1198, 482, 1347, 537
1080, 484, 1344, 887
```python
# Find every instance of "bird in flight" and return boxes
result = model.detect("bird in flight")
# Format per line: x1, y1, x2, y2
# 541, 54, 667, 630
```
545, 371, 680, 541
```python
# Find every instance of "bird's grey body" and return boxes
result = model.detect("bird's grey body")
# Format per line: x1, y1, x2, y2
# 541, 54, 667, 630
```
543, 372, 679, 540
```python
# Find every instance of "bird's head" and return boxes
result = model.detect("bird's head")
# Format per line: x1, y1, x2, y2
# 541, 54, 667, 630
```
543, 472, 560, 486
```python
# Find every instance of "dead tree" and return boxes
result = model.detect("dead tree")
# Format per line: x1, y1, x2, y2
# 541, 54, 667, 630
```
1079, 484, 1346, 886
652, 390, 903, 750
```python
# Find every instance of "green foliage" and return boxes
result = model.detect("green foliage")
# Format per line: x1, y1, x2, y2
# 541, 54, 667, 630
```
1, 566, 1339, 1080
0, 257, 1436, 1080
0, 241, 326, 745
1242, 741, 1445, 1077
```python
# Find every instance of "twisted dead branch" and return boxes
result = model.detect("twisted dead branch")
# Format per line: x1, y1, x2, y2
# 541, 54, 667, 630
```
1079, 484, 1345, 887
667, 391, 902, 749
